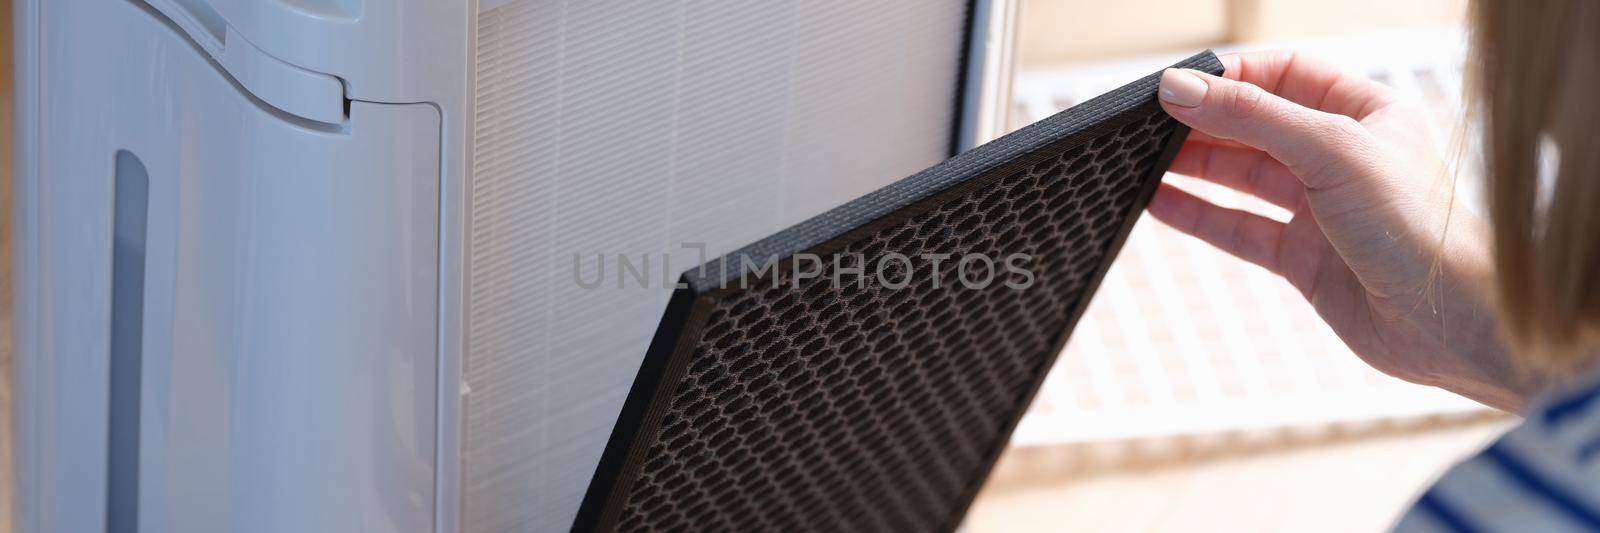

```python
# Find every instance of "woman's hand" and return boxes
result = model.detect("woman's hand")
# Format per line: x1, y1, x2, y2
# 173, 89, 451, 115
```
1148, 51, 1544, 412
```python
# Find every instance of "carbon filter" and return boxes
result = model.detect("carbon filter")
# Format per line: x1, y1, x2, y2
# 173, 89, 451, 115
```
576, 51, 1225, 532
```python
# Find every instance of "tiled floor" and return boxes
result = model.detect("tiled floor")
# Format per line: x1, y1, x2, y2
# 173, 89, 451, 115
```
967, 419, 1512, 532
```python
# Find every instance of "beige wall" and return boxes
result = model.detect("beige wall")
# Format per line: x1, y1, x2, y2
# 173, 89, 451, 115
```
1233, 0, 1466, 42
1019, 0, 1232, 65
1018, 0, 1467, 66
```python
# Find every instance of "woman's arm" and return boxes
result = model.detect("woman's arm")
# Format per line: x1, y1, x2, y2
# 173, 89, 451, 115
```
1149, 51, 1549, 412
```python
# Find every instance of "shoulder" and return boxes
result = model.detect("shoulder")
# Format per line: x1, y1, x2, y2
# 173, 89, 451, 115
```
1394, 372, 1600, 532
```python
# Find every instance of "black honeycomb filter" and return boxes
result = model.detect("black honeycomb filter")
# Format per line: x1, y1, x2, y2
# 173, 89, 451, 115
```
575, 50, 1224, 533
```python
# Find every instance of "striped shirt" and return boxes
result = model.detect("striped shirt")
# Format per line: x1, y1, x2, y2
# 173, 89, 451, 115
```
1394, 376, 1600, 532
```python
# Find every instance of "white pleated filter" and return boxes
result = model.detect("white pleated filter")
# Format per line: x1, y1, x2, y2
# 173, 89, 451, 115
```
469, 2, 970, 531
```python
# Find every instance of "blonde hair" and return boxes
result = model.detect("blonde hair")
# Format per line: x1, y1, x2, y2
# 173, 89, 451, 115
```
1472, 0, 1600, 370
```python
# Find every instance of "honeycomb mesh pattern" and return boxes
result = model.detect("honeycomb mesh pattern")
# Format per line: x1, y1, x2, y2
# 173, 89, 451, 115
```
609, 109, 1177, 532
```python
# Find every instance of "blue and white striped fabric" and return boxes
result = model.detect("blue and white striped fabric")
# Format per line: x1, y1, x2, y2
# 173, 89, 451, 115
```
1394, 377, 1600, 532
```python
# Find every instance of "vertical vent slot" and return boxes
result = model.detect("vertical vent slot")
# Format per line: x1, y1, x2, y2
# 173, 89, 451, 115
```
108, 150, 149, 533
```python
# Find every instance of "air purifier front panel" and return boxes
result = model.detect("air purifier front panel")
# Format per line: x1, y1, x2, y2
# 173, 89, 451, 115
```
13, 1, 443, 531
574, 51, 1223, 532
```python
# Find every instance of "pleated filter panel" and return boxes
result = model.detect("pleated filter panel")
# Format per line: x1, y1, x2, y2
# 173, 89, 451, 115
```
469, 2, 970, 530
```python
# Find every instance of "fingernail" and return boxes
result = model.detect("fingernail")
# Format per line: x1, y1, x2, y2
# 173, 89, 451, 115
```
1159, 68, 1207, 108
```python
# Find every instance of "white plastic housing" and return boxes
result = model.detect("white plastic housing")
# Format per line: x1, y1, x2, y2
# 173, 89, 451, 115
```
13, 1, 457, 531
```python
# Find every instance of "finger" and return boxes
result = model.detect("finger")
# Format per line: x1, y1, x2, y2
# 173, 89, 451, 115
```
1158, 68, 1378, 191
1170, 141, 1306, 210
1218, 50, 1395, 121
1146, 183, 1287, 274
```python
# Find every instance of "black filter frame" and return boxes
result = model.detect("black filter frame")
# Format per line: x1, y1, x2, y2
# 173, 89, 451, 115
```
575, 50, 1225, 532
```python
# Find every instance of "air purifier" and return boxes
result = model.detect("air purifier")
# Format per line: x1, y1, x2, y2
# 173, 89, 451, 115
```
11, 1, 1016, 531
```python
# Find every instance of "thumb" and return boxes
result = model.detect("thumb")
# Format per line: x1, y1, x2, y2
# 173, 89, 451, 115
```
1157, 68, 1372, 191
